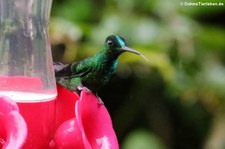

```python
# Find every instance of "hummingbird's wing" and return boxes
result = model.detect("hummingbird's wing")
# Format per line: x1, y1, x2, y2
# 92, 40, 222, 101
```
54, 62, 73, 78
54, 62, 69, 72
70, 57, 92, 78
54, 57, 92, 79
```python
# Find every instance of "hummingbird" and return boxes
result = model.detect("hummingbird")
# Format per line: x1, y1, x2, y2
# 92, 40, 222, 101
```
54, 35, 147, 103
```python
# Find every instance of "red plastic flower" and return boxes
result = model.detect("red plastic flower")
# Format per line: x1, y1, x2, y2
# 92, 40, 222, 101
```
0, 95, 27, 149
51, 84, 119, 149
0, 79, 119, 149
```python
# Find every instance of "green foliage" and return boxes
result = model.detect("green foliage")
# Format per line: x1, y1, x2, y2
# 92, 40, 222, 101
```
121, 129, 166, 149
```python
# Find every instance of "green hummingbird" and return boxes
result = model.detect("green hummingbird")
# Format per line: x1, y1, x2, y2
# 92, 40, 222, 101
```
54, 35, 147, 103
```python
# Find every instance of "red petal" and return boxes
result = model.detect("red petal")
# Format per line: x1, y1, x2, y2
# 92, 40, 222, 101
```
76, 89, 119, 149
0, 96, 27, 149
55, 83, 79, 129
52, 118, 85, 148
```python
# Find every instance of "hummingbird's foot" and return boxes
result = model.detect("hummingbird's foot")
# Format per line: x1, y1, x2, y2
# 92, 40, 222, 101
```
96, 94, 104, 105
84, 87, 91, 94
77, 84, 91, 94
77, 84, 84, 91
98, 97, 104, 105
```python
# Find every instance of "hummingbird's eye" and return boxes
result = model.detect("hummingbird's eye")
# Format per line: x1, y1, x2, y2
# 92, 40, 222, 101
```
107, 40, 114, 46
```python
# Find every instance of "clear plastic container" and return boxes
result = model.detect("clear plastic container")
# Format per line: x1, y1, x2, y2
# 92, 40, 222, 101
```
0, 0, 57, 102
0, 0, 57, 148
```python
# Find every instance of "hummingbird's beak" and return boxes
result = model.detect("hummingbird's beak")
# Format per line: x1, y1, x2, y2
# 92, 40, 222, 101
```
119, 46, 149, 61
119, 46, 140, 55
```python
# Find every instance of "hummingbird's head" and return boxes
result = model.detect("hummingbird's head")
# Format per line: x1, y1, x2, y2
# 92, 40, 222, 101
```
104, 35, 140, 55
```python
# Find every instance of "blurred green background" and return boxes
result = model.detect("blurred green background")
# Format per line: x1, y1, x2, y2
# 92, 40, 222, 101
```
50, 0, 225, 148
